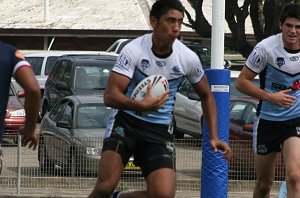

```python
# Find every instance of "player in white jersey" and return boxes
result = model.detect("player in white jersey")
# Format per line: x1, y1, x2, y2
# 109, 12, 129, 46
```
236, 4, 300, 198
88, 0, 232, 198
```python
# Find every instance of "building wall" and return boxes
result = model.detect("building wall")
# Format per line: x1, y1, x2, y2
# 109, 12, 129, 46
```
0, 36, 117, 51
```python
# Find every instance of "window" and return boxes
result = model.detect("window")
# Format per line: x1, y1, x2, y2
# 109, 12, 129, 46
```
25, 57, 43, 75
49, 100, 69, 122
45, 56, 59, 75
77, 104, 112, 128
230, 102, 248, 126
53, 61, 71, 82
243, 104, 256, 124
60, 103, 73, 123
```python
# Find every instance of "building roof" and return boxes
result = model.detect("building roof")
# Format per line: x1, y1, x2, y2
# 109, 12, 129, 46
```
0, 0, 253, 34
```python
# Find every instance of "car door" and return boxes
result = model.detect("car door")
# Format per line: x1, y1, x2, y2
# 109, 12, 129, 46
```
47, 60, 72, 110
174, 79, 203, 137
45, 99, 73, 166
229, 100, 256, 140
229, 99, 257, 178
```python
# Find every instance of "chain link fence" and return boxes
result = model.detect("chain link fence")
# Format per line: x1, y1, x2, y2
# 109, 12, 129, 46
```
0, 135, 283, 197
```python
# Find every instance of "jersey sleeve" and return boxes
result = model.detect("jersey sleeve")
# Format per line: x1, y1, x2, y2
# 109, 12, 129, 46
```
245, 44, 267, 74
112, 43, 139, 79
184, 52, 204, 84
12, 49, 32, 76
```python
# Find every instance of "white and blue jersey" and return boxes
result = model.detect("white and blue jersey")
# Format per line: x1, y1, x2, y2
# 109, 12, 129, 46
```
0, 42, 31, 136
246, 33, 300, 121
109, 33, 204, 125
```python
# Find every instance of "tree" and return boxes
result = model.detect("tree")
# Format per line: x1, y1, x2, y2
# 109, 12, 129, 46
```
184, 0, 298, 58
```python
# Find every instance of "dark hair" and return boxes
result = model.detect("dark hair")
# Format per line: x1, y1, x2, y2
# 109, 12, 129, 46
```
280, 4, 300, 24
150, 0, 185, 20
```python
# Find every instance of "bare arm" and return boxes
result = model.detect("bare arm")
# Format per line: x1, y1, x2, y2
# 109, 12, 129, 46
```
236, 66, 295, 108
192, 75, 232, 161
14, 67, 41, 150
104, 72, 168, 112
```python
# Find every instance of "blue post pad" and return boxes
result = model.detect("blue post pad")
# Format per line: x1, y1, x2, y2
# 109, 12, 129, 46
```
201, 69, 230, 198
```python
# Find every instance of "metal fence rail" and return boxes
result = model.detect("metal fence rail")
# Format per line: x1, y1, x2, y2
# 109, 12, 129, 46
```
0, 135, 283, 197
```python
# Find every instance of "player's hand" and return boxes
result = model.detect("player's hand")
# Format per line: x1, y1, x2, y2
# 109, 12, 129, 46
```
268, 89, 296, 108
141, 84, 169, 111
19, 127, 39, 150
210, 139, 232, 161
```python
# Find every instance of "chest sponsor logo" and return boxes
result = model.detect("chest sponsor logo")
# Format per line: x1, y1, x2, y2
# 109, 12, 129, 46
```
156, 60, 166, 67
271, 82, 287, 91
141, 59, 150, 70
275, 57, 285, 67
290, 56, 299, 61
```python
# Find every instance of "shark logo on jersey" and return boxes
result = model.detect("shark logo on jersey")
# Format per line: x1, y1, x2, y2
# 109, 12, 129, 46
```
141, 59, 150, 70
156, 60, 166, 67
257, 144, 268, 154
171, 65, 181, 76
275, 57, 285, 67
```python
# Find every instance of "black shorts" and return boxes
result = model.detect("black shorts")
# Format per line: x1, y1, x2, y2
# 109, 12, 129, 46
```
102, 111, 175, 177
254, 117, 300, 155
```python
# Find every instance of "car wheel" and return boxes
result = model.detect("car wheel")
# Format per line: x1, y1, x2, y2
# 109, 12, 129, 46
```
38, 141, 54, 174
173, 118, 184, 139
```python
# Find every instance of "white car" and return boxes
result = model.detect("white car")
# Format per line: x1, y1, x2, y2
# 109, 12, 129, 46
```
173, 70, 259, 139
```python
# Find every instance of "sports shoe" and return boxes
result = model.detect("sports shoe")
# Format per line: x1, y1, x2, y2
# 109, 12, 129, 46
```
111, 191, 121, 198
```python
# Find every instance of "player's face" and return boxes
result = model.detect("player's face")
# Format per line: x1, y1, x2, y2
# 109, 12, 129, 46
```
280, 17, 300, 50
151, 9, 183, 47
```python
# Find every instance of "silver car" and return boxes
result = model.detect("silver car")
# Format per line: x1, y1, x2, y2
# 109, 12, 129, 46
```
173, 70, 259, 139
38, 95, 139, 176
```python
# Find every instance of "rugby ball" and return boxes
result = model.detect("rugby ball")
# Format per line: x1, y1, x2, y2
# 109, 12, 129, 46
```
131, 75, 169, 101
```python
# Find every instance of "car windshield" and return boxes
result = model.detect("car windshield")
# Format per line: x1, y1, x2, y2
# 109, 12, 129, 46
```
77, 104, 112, 128
74, 66, 111, 90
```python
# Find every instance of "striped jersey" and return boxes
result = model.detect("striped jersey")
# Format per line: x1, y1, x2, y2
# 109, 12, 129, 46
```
107, 33, 204, 125
246, 33, 300, 121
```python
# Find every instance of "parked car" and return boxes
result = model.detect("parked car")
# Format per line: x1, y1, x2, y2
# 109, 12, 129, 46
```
106, 38, 231, 69
40, 53, 118, 120
173, 70, 259, 139
2, 83, 26, 144
11, 50, 108, 95
229, 96, 285, 180
38, 95, 138, 176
